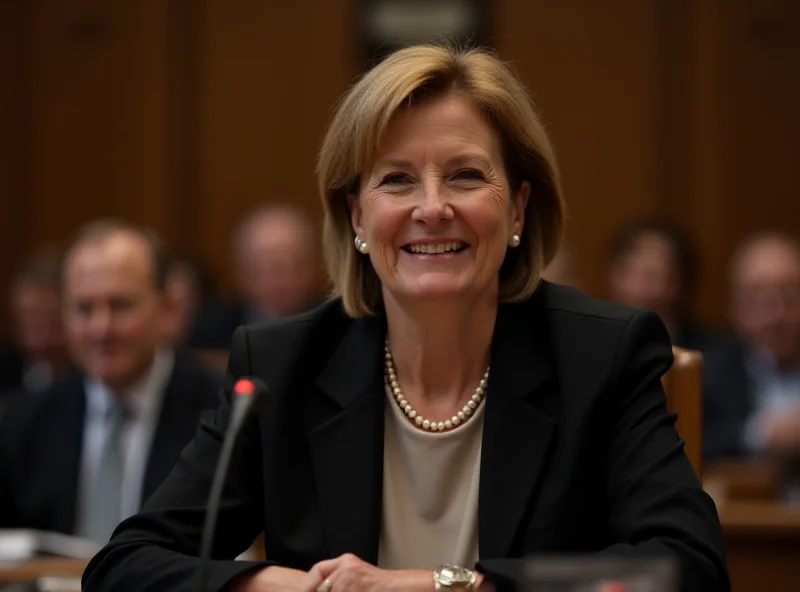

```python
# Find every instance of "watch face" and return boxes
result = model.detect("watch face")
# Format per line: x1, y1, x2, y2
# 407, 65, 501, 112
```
438, 565, 472, 585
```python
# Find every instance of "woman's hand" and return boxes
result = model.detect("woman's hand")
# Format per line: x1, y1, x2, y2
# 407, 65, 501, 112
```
232, 566, 312, 592
304, 554, 425, 592
304, 554, 495, 592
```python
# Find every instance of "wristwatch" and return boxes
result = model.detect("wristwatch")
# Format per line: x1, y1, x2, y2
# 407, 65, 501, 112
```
433, 565, 477, 591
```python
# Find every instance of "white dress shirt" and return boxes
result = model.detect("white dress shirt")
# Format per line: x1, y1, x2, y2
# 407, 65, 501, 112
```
74, 348, 175, 530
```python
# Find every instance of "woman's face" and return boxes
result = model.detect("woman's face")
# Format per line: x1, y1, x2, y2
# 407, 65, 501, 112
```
348, 94, 529, 307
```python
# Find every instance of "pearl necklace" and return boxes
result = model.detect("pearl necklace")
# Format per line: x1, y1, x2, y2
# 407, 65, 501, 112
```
384, 339, 489, 433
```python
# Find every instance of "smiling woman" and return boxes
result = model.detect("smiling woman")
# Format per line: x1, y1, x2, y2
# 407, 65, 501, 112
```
318, 44, 562, 318
81, 44, 729, 592
345, 94, 529, 308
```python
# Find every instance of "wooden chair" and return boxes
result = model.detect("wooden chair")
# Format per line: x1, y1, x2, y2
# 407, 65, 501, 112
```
661, 346, 703, 478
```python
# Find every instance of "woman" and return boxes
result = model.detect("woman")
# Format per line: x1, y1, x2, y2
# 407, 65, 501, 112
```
82, 45, 728, 592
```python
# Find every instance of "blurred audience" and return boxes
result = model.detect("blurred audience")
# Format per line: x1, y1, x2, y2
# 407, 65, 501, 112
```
0, 249, 71, 396
163, 254, 218, 346
608, 219, 722, 352
190, 203, 320, 348
0, 220, 223, 542
542, 245, 581, 289
703, 232, 800, 467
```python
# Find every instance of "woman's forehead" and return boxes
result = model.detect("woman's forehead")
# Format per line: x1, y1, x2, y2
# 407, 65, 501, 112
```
367, 95, 500, 169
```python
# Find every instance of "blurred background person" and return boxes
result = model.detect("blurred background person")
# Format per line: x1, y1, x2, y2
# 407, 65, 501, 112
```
703, 232, 800, 469
0, 248, 71, 397
163, 254, 218, 346
542, 244, 581, 289
608, 219, 722, 353
190, 203, 320, 348
0, 220, 223, 543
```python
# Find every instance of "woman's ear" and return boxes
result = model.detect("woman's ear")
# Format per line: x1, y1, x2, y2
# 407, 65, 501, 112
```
511, 181, 530, 236
347, 193, 365, 238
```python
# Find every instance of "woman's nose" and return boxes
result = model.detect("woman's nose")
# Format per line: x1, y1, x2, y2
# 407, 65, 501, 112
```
411, 182, 454, 225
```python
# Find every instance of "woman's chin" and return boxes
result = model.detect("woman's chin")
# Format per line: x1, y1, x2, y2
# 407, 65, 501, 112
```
393, 278, 477, 303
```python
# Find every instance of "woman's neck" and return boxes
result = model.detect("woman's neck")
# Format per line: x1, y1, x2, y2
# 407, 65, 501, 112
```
383, 291, 497, 409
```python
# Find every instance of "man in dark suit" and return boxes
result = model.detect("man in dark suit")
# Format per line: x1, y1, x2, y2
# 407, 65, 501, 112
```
0, 220, 223, 543
0, 249, 72, 397
703, 232, 800, 463
189, 203, 320, 348
0, 346, 24, 395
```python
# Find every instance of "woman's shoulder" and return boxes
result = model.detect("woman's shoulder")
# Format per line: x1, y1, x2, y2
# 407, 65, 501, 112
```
227, 298, 375, 383
530, 282, 673, 386
538, 281, 645, 325
225, 299, 389, 407
529, 282, 672, 357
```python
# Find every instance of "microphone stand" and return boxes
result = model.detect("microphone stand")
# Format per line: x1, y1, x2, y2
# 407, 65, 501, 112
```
195, 378, 265, 592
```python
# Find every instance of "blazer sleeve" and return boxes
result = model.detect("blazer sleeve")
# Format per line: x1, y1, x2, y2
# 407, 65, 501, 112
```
478, 311, 730, 592
81, 327, 274, 592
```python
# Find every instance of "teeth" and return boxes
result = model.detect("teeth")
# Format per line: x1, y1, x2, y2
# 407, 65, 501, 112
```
408, 242, 465, 254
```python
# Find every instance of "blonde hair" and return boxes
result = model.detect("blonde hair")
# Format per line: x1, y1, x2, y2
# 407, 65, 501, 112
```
317, 44, 565, 317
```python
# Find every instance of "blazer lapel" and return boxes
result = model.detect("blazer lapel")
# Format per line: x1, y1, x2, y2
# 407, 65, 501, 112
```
479, 298, 557, 558
142, 355, 197, 502
309, 315, 386, 564
142, 382, 179, 502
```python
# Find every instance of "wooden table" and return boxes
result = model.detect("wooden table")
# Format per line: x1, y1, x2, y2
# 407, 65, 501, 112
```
719, 501, 800, 592
0, 510, 795, 590
0, 557, 87, 583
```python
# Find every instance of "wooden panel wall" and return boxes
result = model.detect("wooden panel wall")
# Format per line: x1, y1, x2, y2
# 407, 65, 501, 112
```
493, 0, 665, 304
0, 0, 34, 336
43, 0, 176, 235
0, 0, 359, 336
681, 0, 800, 326
194, 0, 357, 287
494, 0, 800, 328
1, 0, 798, 336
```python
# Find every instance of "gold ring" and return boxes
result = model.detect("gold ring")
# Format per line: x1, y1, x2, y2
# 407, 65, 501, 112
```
317, 578, 333, 592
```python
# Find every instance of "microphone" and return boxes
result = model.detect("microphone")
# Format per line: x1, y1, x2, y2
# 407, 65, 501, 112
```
196, 377, 268, 592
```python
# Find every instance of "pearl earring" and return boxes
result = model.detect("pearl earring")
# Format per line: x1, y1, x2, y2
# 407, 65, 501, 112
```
509, 234, 521, 248
354, 236, 369, 254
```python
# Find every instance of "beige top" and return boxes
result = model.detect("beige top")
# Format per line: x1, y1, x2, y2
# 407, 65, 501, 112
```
377, 384, 485, 570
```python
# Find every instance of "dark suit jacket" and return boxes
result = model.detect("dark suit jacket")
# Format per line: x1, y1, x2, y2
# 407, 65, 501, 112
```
673, 323, 729, 356
0, 345, 24, 394
702, 340, 754, 459
188, 300, 250, 349
82, 283, 729, 592
0, 350, 224, 534
189, 298, 325, 349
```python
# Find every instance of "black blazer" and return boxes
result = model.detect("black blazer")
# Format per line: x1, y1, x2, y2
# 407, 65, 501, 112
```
82, 283, 729, 592
0, 350, 224, 534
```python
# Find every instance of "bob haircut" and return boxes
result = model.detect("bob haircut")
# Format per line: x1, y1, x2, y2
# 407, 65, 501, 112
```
317, 44, 565, 317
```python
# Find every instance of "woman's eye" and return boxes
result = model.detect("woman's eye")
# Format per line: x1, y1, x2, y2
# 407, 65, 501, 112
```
453, 169, 484, 181
380, 173, 410, 186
